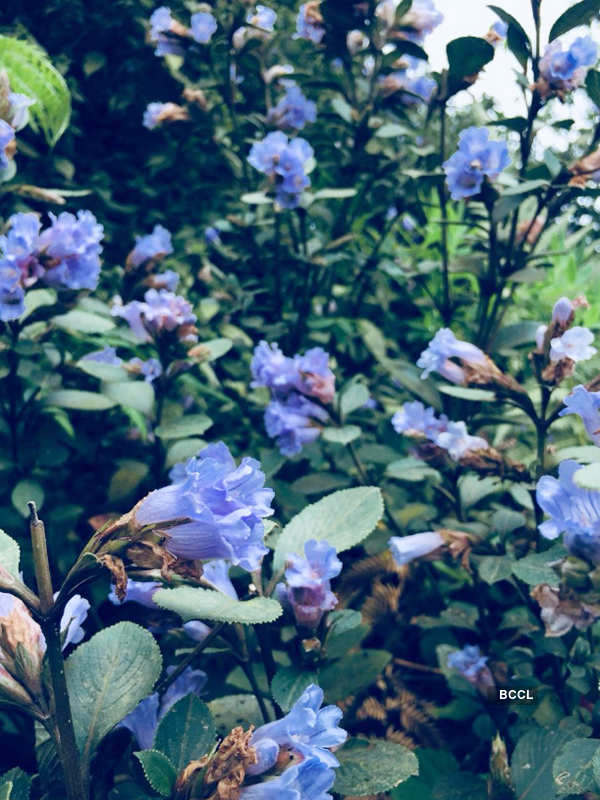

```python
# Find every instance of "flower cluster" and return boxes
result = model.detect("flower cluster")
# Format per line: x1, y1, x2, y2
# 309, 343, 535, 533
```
392, 400, 489, 461
82, 347, 164, 384
379, 56, 436, 104
148, 6, 217, 57
0, 210, 104, 320
251, 341, 335, 455
376, 0, 443, 42
447, 645, 494, 692
538, 36, 597, 98
416, 328, 488, 383
127, 224, 173, 268
134, 442, 274, 571
233, 5, 277, 49
111, 288, 197, 343
277, 539, 342, 628
295, 3, 325, 44
560, 385, 600, 447
268, 84, 317, 131
248, 131, 313, 208
443, 127, 510, 200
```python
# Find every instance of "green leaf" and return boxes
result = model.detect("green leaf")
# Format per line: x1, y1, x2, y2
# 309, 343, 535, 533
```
477, 555, 513, 585
76, 360, 128, 383
134, 751, 176, 797
52, 310, 115, 334
208, 695, 275, 736
549, 0, 600, 41
0, 768, 31, 800
447, 36, 495, 80
512, 544, 566, 587
511, 725, 584, 800
488, 6, 531, 68
0, 784, 12, 800
319, 650, 391, 703
166, 438, 206, 467
324, 609, 368, 660
573, 462, 600, 490
313, 188, 357, 199
154, 587, 282, 625
494, 321, 541, 351
322, 425, 361, 445
241, 192, 272, 204
586, 69, 600, 107
154, 695, 215, 771
154, 414, 213, 440
271, 667, 318, 712
386, 457, 441, 483
103, 381, 155, 415
0, 531, 19, 577
339, 383, 370, 418
459, 475, 501, 509
21, 288, 56, 319
273, 486, 384, 570
437, 385, 495, 401
108, 460, 149, 502
552, 738, 600, 795
192, 338, 233, 362
334, 739, 418, 796
44, 390, 116, 411
65, 622, 162, 767
0, 35, 70, 145
11, 479, 44, 517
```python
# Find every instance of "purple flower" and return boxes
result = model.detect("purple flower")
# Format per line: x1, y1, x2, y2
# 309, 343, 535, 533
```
142, 101, 189, 129
552, 296, 574, 325
491, 20, 508, 38
149, 6, 185, 56
38, 210, 104, 290
389, 531, 444, 566
248, 684, 346, 776
81, 347, 123, 366
435, 421, 488, 460
109, 578, 161, 608
128, 224, 172, 268
537, 459, 600, 563
443, 127, 510, 200
417, 328, 487, 382
380, 72, 436, 104
59, 594, 90, 650
447, 645, 494, 692
550, 326, 596, 363
248, 132, 313, 209
540, 36, 597, 94
268, 85, 317, 131
241, 757, 336, 800
148, 269, 180, 291
0, 212, 42, 320
120, 666, 207, 749
201, 559, 238, 598
560, 385, 600, 446
190, 11, 217, 44
135, 442, 274, 570
295, 3, 325, 44
205, 226, 221, 246
265, 393, 329, 456
127, 357, 163, 383
391, 401, 447, 438
0, 119, 14, 170
251, 341, 335, 403
112, 288, 196, 342
295, 347, 335, 403
277, 539, 341, 628
376, 0, 442, 41
247, 5, 277, 31
8, 93, 34, 130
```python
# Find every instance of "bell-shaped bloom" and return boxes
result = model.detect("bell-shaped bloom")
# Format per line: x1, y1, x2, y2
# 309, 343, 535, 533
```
295, 3, 325, 43
143, 101, 189, 129
265, 393, 329, 456
247, 5, 277, 31
240, 757, 336, 800
135, 442, 274, 571
251, 341, 302, 393
59, 594, 90, 650
536, 459, 600, 563
37, 210, 103, 291
277, 539, 341, 628
248, 684, 347, 776
127, 224, 172, 268
120, 666, 207, 749
8, 92, 35, 131
248, 131, 313, 209
550, 326, 596, 363
443, 127, 510, 200
126, 357, 163, 383
539, 36, 597, 95
389, 531, 444, 566
391, 401, 447, 438
447, 645, 494, 692
268, 84, 317, 131
109, 578, 162, 608
190, 11, 217, 44
0, 119, 14, 170
417, 328, 487, 383
149, 6, 186, 56
435, 421, 488, 460
147, 270, 180, 291
559, 385, 600, 446
112, 288, 196, 343
376, 0, 442, 41
552, 296, 574, 325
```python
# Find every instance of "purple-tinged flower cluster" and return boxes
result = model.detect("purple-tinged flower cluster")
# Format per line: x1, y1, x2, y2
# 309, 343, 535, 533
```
389, 531, 444, 566
127, 224, 173, 268
268, 84, 317, 131
135, 442, 274, 571
417, 328, 487, 383
391, 401, 488, 461
443, 127, 510, 200
240, 683, 346, 798
550, 326, 596, 363
112, 288, 197, 343
560, 385, 600, 447
251, 341, 335, 456
248, 131, 313, 209
539, 36, 597, 96
447, 645, 494, 692
277, 539, 341, 628
537, 459, 600, 564
120, 666, 207, 749
376, 0, 443, 41
0, 210, 103, 321
295, 3, 325, 44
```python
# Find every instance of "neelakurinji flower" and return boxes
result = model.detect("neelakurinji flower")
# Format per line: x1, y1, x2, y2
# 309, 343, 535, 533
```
265, 394, 329, 456
190, 11, 217, 44
486, 20, 508, 45
536, 459, 600, 564
247, 131, 313, 209
295, 2, 325, 44
276, 539, 342, 628
149, 6, 186, 56
550, 326, 596, 363
559, 385, 600, 446
127, 357, 163, 383
111, 288, 197, 343
389, 531, 444, 566
435, 421, 488, 461
417, 328, 487, 383
142, 101, 189, 129
443, 127, 510, 200
240, 757, 336, 800
447, 645, 494, 691
109, 578, 161, 608
127, 224, 173, 268
247, 5, 277, 31
538, 36, 597, 97
0, 119, 15, 170
268, 84, 317, 131
146, 269, 180, 291
205, 226, 221, 246
134, 442, 274, 570
251, 341, 335, 403
391, 401, 447, 438
376, 0, 443, 41
7, 93, 35, 130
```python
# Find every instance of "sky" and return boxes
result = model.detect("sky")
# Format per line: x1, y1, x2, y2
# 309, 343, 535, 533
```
424, 0, 598, 151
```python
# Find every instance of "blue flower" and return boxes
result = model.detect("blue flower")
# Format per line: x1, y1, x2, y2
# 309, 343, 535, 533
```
205, 226, 221, 246
251, 341, 335, 403
380, 72, 436, 104
552, 296, 574, 325
539, 36, 597, 95
143, 101, 189, 129
190, 11, 217, 44
492, 20, 508, 38
277, 539, 341, 628
376, 0, 442, 42
537, 459, 600, 563
112, 288, 197, 342
389, 531, 444, 566
81, 347, 123, 366
265, 393, 329, 456
295, 3, 325, 44
417, 328, 487, 383
149, 6, 185, 56
59, 595, 90, 650
7, 93, 34, 131
241, 757, 336, 800
443, 127, 510, 200
128, 224, 172, 268
120, 666, 207, 749
560, 385, 600, 446
127, 357, 163, 383
550, 326, 596, 363
135, 442, 274, 570
246, 5, 277, 31
248, 132, 313, 209
447, 645, 489, 683
391, 401, 447, 438
147, 269, 180, 291
268, 84, 317, 131
109, 578, 161, 608
0, 212, 42, 320
435, 421, 488, 460
0, 119, 14, 170
38, 210, 104, 290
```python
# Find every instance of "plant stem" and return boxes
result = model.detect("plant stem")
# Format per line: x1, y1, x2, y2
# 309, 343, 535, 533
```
155, 622, 226, 694
29, 503, 87, 800
436, 101, 451, 323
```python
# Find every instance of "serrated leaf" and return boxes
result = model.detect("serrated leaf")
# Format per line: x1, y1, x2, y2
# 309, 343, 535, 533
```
52, 310, 115, 334
44, 390, 116, 411
0, 531, 19, 577
154, 695, 215, 770
511, 725, 582, 800
334, 739, 418, 796
0, 35, 70, 145
274, 487, 384, 570
271, 667, 318, 712
65, 622, 162, 767
154, 587, 282, 624
552, 737, 600, 796
134, 750, 176, 797
319, 650, 391, 703
549, 0, 600, 41
154, 414, 212, 440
